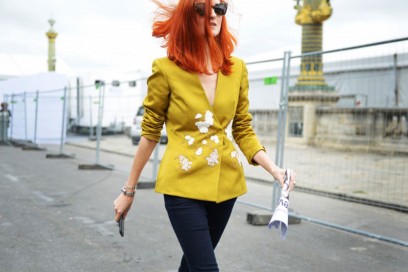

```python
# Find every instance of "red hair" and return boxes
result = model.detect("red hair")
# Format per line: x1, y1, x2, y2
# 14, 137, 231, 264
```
152, 0, 237, 75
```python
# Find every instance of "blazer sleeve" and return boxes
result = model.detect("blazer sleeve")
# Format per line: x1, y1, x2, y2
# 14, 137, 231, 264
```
232, 59, 265, 165
141, 59, 170, 142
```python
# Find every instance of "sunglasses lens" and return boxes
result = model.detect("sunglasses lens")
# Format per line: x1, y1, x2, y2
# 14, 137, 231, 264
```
194, 3, 205, 16
214, 3, 228, 16
194, 2, 228, 16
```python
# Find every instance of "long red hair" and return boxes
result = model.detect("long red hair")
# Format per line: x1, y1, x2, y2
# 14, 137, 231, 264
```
152, 0, 237, 75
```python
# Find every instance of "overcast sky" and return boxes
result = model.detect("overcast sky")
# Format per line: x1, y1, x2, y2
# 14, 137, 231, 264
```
1, 0, 408, 75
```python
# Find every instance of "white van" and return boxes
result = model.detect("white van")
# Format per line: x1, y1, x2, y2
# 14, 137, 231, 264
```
130, 106, 168, 145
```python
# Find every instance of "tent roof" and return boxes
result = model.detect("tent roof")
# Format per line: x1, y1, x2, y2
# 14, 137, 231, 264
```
0, 53, 76, 80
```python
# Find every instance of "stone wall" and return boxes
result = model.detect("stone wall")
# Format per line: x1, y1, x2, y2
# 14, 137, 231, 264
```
250, 108, 408, 154
314, 108, 408, 154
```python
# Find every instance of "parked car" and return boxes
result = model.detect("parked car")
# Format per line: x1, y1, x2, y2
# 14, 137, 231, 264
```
130, 106, 168, 145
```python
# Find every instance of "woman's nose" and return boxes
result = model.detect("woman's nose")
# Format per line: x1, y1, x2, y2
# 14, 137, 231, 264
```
210, 6, 216, 17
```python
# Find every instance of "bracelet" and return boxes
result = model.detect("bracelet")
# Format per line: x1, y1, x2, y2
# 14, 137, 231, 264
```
121, 186, 135, 197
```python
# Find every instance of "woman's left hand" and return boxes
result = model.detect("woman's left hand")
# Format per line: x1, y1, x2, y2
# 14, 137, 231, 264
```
252, 150, 297, 192
272, 167, 296, 192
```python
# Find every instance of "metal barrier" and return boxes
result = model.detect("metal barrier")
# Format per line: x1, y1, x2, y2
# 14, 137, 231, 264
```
2, 77, 160, 185
243, 37, 408, 246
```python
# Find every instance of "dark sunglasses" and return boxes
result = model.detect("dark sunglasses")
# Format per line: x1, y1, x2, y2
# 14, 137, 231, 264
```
194, 2, 228, 17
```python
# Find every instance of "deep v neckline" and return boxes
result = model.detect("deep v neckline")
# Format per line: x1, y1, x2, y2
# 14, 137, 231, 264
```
197, 72, 219, 107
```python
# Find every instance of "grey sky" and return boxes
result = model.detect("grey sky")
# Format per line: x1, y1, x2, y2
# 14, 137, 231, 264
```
1, 0, 407, 74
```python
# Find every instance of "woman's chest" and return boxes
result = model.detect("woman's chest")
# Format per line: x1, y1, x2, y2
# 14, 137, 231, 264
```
166, 73, 240, 128
197, 73, 218, 106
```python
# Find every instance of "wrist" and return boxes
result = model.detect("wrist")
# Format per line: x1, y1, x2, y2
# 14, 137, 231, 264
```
125, 178, 138, 190
270, 164, 280, 176
121, 186, 136, 197
124, 184, 136, 190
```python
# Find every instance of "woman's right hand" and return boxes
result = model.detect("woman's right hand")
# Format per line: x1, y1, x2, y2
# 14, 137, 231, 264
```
113, 137, 157, 221
113, 193, 135, 222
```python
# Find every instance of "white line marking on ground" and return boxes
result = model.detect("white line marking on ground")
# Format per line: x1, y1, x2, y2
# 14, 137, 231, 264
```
32, 191, 55, 203
74, 216, 115, 236
4, 174, 19, 182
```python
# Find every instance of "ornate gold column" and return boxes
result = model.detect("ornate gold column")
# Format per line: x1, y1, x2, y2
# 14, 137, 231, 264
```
288, 0, 338, 145
46, 19, 58, 72
291, 0, 334, 91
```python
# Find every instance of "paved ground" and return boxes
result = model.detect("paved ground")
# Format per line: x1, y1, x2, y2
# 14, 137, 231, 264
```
1, 139, 408, 271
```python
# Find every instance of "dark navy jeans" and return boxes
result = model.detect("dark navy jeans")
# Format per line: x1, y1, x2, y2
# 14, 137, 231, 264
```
164, 195, 237, 272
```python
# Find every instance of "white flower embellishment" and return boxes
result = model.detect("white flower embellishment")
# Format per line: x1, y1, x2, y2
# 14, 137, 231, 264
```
210, 135, 220, 144
195, 110, 214, 134
195, 147, 203, 156
206, 149, 219, 167
231, 150, 242, 166
179, 155, 192, 171
185, 135, 195, 146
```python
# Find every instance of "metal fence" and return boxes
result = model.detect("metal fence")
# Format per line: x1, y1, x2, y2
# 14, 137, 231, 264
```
243, 38, 408, 246
1, 79, 161, 181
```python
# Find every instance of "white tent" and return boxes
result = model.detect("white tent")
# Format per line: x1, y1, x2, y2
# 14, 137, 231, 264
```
0, 72, 72, 144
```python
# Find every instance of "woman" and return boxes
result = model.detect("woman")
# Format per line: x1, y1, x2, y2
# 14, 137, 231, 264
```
114, 0, 296, 271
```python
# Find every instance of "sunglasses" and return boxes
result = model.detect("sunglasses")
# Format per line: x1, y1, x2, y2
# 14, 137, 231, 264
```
194, 2, 228, 17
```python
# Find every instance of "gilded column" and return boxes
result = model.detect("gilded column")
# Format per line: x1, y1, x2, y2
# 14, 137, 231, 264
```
46, 19, 58, 72
292, 0, 334, 91
288, 0, 338, 145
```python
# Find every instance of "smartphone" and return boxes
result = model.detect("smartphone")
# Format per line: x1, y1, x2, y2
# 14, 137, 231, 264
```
117, 215, 125, 237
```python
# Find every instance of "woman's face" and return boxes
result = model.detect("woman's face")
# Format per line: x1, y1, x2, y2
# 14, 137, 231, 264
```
194, 0, 225, 37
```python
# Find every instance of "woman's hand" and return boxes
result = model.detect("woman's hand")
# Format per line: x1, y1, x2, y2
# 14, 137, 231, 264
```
112, 137, 158, 222
113, 193, 135, 222
272, 167, 297, 192
253, 150, 297, 192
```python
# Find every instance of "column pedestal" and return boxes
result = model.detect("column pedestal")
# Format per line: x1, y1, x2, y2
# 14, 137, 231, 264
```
287, 91, 339, 145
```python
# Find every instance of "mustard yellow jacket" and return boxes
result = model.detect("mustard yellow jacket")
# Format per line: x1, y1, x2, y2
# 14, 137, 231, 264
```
142, 56, 264, 203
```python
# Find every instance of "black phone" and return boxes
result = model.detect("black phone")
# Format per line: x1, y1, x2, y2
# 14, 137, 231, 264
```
117, 215, 124, 237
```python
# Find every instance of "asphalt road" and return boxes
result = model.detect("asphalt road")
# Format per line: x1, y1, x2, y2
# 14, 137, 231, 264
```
1, 145, 407, 272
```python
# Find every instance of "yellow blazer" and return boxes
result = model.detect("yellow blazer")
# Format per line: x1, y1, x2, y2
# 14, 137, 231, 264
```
142, 56, 264, 203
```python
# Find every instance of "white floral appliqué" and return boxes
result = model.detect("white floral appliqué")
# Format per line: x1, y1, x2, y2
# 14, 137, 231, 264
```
195, 113, 203, 119
195, 110, 214, 134
210, 135, 220, 144
195, 147, 203, 156
179, 155, 192, 171
206, 149, 219, 167
231, 150, 242, 166
202, 140, 208, 145
185, 135, 195, 146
